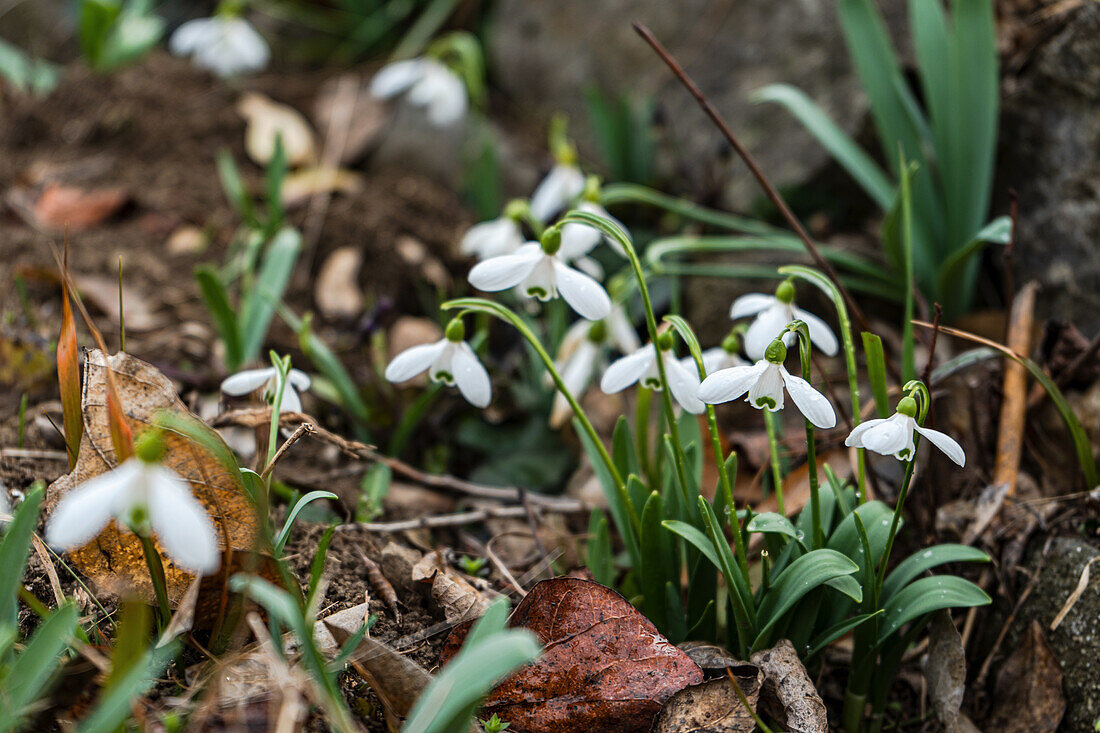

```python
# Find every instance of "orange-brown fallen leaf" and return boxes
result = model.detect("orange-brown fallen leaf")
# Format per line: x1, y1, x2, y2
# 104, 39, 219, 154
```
33, 183, 128, 231
440, 577, 703, 732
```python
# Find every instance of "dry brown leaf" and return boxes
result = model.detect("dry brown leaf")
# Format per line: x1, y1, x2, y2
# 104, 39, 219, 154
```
411, 549, 493, 624
312, 75, 390, 164
166, 225, 208, 256
986, 620, 1065, 732
652, 666, 761, 733
679, 641, 744, 677
1050, 556, 1100, 631
45, 349, 261, 606
313, 246, 363, 320
238, 92, 317, 167
750, 640, 827, 733
922, 612, 966, 730
440, 577, 703, 733
282, 168, 363, 209
72, 273, 158, 332
33, 183, 128, 231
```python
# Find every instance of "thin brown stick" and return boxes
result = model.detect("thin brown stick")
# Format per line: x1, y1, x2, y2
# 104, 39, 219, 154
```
920, 303, 943, 388
338, 506, 541, 533
1003, 189, 1018, 303
632, 22, 885, 375
354, 545, 401, 625
260, 422, 314, 480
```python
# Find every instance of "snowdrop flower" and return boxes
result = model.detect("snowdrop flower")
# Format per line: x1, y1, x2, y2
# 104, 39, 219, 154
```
683, 331, 749, 376
461, 217, 524, 261
530, 162, 585, 223
600, 332, 704, 414
698, 338, 836, 429
557, 178, 627, 258
45, 431, 219, 574
468, 227, 612, 321
369, 57, 467, 127
0, 480, 9, 524
731, 281, 838, 361
550, 308, 640, 427
170, 15, 269, 78
385, 319, 491, 408
845, 396, 965, 466
222, 366, 311, 413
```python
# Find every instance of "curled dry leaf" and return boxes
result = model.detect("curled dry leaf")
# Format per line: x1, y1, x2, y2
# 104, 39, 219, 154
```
411, 549, 493, 625
314, 246, 363, 320
749, 639, 827, 733
679, 641, 744, 678
45, 349, 261, 607
922, 612, 966, 730
652, 664, 762, 733
33, 183, 128, 231
238, 92, 317, 167
440, 577, 703, 733
987, 620, 1065, 733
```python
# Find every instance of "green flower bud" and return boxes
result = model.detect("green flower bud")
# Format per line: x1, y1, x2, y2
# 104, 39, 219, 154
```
897, 396, 918, 418
134, 429, 165, 464
764, 338, 787, 364
444, 318, 466, 343
503, 198, 529, 222
775, 279, 795, 304
721, 331, 741, 354
582, 174, 602, 203
540, 226, 562, 255
656, 331, 674, 352
586, 320, 607, 343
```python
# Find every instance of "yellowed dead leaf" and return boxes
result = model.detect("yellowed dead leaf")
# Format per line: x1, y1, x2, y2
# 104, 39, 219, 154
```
45, 349, 261, 605
281, 168, 363, 209
238, 92, 317, 167
313, 246, 363, 319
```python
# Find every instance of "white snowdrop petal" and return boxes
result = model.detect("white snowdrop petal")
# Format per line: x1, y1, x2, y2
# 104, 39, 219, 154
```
606, 306, 640, 354
169, 18, 214, 55
530, 165, 585, 223
45, 461, 140, 550
794, 307, 840, 357
369, 59, 426, 98
580, 201, 628, 256
697, 362, 766, 404
914, 425, 966, 467
743, 303, 792, 361
384, 340, 448, 383
562, 341, 598, 397
559, 221, 602, 260
427, 78, 468, 126
747, 363, 786, 412
225, 19, 269, 73
468, 245, 543, 292
221, 368, 276, 396
730, 293, 777, 320
461, 218, 522, 259
147, 467, 220, 575
663, 354, 705, 414
276, 386, 302, 414
600, 345, 657, 394
552, 260, 612, 320
287, 369, 311, 391
571, 256, 604, 282
781, 369, 836, 428
451, 343, 492, 408
860, 418, 910, 456
845, 418, 886, 448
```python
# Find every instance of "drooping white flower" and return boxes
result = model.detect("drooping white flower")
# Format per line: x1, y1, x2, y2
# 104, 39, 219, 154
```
170, 16, 269, 78
685, 346, 749, 377
559, 200, 627, 259
385, 319, 491, 407
549, 309, 639, 427
45, 437, 220, 575
461, 217, 524, 260
221, 366, 311, 414
0, 480, 9, 524
600, 335, 704, 414
369, 57, 467, 127
697, 340, 836, 429
467, 232, 612, 321
529, 163, 585, 223
731, 281, 838, 361
844, 397, 965, 466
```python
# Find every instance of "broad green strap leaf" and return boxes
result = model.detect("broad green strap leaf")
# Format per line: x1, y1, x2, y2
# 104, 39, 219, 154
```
825, 574, 864, 603
747, 512, 804, 546
0, 484, 43, 627
827, 500, 895, 565
241, 227, 301, 363
578, 422, 640, 568
585, 509, 615, 588
754, 83, 894, 209
861, 332, 891, 418
935, 215, 1012, 301
194, 266, 243, 370
640, 492, 670, 634
882, 544, 990, 603
876, 575, 990, 646
7, 602, 78, 715
662, 520, 721, 574
754, 548, 859, 650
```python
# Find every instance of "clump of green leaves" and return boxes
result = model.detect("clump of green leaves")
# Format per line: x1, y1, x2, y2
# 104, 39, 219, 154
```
78, 0, 164, 72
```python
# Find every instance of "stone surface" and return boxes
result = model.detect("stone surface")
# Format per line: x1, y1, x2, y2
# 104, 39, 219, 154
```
488, 0, 906, 209
1000, 4, 1100, 335
1005, 538, 1100, 732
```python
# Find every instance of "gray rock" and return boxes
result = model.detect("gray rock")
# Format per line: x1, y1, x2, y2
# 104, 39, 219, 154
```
1008, 538, 1100, 732
1000, 4, 1100, 335
488, 0, 906, 209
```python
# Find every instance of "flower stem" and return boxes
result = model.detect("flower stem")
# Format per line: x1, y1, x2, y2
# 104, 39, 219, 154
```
139, 533, 172, 627
266, 352, 291, 471
793, 323, 824, 548
635, 386, 657, 487
443, 298, 639, 535
764, 410, 785, 516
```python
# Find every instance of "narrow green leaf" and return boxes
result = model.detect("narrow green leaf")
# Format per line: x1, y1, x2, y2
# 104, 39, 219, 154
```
639, 492, 669, 633
194, 266, 243, 370
807, 610, 882, 658
585, 509, 615, 587
7, 602, 78, 714
0, 484, 43, 627
753, 549, 859, 650
240, 227, 301, 363
275, 491, 338, 555
747, 512, 804, 545
216, 149, 254, 225
861, 332, 891, 418
876, 575, 990, 646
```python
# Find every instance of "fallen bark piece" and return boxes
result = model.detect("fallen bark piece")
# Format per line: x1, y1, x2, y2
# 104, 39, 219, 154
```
749, 639, 827, 733
922, 612, 966, 730
440, 577, 703, 732
987, 620, 1065, 733
652, 664, 762, 733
